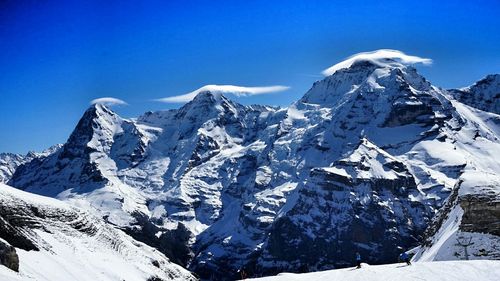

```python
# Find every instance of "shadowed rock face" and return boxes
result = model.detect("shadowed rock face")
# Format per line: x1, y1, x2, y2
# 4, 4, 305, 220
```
459, 195, 500, 236
123, 212, 193, 267
0, 240, 19, 272
0, 204, 44, 252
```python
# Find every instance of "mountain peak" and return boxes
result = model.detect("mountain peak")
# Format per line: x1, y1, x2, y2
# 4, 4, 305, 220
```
70, 103, 119, 138
157, 84, 289, 104
85, 102, 115, 116
176, 89, 241, 118
322, 49, 432, 76
178, 90, 232, 112
301, 55, 432, 106
189, 90, 224, 104
61, 102, 122, 158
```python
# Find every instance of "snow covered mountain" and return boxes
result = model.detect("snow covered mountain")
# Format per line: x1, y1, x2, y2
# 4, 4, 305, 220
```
0, 144, 61, 183
0, 183, 195, 281
0, 153, 26, 184
449, 74, 500, 114
3, 50, 500, 279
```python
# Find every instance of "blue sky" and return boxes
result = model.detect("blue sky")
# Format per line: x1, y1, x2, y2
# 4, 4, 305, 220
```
1, 0, 499, 153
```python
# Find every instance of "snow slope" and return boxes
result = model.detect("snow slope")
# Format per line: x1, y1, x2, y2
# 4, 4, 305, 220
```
250, 260, 500, 281
0, 183, 195, 281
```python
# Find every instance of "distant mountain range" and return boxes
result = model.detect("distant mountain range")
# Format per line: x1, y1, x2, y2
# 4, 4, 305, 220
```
1, 51, 499, 280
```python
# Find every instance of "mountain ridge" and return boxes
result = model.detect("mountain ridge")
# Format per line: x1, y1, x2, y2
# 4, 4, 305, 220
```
2, 53, 499, 279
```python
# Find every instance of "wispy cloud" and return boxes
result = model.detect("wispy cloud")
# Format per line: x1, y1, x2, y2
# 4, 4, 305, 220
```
90, 97, 128, 106
322, 49, 432, 76
156, 85, 290, 103
296, 73, 324, 78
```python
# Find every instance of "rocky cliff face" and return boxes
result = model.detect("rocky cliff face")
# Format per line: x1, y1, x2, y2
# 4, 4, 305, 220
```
413, 174, 500, 261
459, 195, 500, 236
255, 139, 429, 274
0, 239, 18, 272
4, 53, 500, 279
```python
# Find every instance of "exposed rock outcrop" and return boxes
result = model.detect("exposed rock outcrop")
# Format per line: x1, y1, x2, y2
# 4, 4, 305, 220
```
459, 195, 500, 236
0, 239, 18, 272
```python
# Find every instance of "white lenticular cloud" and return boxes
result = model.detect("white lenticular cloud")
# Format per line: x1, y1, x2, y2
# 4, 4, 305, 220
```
156, 85, 290, 103
90, 97, 128, 106
322, 49, 432, 76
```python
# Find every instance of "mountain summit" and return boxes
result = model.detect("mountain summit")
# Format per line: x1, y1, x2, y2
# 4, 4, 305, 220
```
321, 49, 432, 76
302, 50, 433, 106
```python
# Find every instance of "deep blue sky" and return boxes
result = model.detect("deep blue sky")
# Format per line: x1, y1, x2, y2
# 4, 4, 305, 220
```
1, 0, 499, 154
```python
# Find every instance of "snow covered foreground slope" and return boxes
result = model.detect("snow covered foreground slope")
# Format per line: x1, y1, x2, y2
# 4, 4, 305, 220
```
0, 183, 195, 281
3, 50, 500, 279
250, 260, 500, 281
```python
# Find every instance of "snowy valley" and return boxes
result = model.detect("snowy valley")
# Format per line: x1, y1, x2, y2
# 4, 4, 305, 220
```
1, 50, 499, 280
